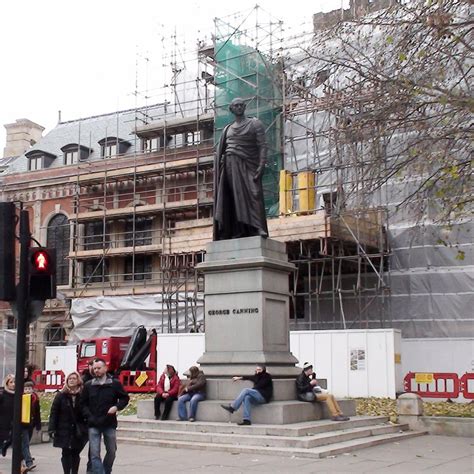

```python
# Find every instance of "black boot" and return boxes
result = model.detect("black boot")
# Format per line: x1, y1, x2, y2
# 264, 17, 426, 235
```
61, 449, 72, 474
71, 453, 80, 474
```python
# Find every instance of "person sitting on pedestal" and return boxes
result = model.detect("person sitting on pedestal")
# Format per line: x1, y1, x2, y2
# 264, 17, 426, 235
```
154, 365, 180, 420
221, 364, 273, 426
296, 362, 349, 422
177, 366, 206, 422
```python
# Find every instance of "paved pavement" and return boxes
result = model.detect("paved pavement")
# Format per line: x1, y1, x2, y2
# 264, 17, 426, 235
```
0, 434, 472, 473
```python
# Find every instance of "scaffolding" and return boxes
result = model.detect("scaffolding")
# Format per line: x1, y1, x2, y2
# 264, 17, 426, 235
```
27, 6, 390, 341
282, 58, 392, 330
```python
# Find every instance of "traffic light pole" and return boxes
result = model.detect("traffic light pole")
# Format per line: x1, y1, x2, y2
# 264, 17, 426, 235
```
11, 209, 30, 474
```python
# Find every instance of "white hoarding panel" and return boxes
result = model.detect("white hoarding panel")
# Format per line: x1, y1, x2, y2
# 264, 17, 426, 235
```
156, 334, 205, 377
156, 329, 402, 398
45, 345, 78, 377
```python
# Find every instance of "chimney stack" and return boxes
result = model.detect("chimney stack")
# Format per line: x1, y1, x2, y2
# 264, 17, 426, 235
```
3, 119, 44, 158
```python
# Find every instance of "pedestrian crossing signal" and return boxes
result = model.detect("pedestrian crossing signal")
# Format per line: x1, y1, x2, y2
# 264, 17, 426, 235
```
28, 248, 56, 300
31, 250, 51, 273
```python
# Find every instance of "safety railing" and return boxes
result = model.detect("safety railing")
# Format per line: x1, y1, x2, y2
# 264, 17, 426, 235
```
404, 372, 474, 399
31, 370, 65, 391
118, 370, 156, 393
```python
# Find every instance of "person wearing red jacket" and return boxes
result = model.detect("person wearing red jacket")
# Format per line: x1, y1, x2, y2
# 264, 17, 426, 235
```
154, 365, 180, 420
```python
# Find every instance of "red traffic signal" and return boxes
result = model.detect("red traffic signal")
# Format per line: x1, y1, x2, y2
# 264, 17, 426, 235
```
31, 250, 51, 273
28, 247, 56, 300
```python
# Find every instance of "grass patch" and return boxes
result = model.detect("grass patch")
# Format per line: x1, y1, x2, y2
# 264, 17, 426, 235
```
356, 397, 474, 423
39, 392, 154, 421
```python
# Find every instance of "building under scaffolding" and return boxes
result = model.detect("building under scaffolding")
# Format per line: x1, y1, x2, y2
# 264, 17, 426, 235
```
1, 3, 470, 366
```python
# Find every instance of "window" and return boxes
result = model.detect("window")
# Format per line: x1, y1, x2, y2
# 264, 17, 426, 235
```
61, 144, 92, 163
26, 150, 56, 170
7, 315, 16, 329
83, 259, 109, 283
64, 150, 78, 165
323, 192, 339, 215
99, 137, 130, 158
186, 131, 201, 146
168, 133, 184, 149
44, 324, 66, 346
124, 255, 152, 281
80, 342, 96, 358
124, 218, 152, 246
143, 137, 162, 153
47, 214, 70, 285
102, 143, 117, 158
29, 156, 42, 171
84, 221, 109, 250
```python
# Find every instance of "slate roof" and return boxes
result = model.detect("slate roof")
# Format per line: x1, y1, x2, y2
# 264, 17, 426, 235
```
6, 103, 167, 174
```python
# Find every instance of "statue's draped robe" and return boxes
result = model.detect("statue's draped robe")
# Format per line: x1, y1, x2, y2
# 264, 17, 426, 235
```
214, 118, 269, 240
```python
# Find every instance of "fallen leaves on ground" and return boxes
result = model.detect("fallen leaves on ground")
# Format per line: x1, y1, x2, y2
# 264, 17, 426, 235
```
356, 397, 473, 422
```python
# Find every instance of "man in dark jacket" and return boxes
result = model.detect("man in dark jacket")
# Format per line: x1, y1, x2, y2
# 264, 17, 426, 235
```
221, 364, 273, 425
296, 362, 349, 421
81, 358, 129, 474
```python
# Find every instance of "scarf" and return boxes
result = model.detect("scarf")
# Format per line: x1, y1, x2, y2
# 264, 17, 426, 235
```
164, 375, 171, 392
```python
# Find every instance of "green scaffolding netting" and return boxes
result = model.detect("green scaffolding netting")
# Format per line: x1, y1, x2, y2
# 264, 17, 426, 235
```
214, 40, 282, 215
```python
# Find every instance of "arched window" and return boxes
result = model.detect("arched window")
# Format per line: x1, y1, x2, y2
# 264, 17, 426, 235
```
47, 214, 70, 285
44, 324, 66, 346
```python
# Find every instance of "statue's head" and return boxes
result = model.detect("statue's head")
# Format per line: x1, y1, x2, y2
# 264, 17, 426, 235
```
229, 98, 247, 116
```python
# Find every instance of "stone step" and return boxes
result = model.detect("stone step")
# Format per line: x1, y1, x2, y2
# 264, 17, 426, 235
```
117, 430, 427, 459
137, 398, 356, 424
117, 422, 409, 449
119, 415, 389, 437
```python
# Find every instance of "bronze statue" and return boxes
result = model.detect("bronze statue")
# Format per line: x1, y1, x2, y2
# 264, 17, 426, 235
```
213, 98, 269, 240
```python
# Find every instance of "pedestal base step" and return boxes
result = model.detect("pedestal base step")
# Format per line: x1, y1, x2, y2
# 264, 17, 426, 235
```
205, 378, 327, 401
137, 398, 355, 424
117, 415, 426, 459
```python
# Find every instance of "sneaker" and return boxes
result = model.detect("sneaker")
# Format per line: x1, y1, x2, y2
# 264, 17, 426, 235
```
237, 420, 251, 426
189, 417, 195, 422
331, 415, 348, 421
221, 404, 235, 414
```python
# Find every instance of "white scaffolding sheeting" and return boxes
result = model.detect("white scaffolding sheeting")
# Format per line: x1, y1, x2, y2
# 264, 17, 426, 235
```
0, 329, 16, 382
70, 295, 204, 342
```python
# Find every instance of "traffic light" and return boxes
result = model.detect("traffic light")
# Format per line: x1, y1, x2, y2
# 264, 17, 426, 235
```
28, 247, 56, 300
0, 202, 16, 301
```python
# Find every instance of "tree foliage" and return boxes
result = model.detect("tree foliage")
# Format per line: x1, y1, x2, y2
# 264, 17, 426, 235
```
292, 0, 473, 225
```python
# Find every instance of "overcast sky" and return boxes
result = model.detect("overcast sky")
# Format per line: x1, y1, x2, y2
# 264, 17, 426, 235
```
0, 0, 347, 153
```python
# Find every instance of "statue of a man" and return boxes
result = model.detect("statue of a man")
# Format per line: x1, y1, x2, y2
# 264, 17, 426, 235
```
213, 98, 269, 240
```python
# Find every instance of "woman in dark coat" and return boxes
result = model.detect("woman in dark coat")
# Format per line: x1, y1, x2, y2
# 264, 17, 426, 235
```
0, 374, 15, 456
48, 372, 88, 474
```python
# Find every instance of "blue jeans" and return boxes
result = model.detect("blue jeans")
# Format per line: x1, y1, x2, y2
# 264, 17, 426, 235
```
177, 392, 205, 420
21, 428, 33, 467
88, 427, 117, 474
231, 388, 265, 421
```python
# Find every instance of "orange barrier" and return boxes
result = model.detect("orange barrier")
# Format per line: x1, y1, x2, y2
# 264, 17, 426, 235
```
404, 372, 474, 399
118, 370, 156, 393
31, 370, 65, 391
460, 373, 474, 400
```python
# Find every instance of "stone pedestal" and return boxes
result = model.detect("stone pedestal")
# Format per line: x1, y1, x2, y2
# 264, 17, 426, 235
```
197, 237, 299, 378
397, 392, 425, 431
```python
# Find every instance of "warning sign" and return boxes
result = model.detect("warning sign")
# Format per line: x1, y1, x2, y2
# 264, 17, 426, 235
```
414, 373, 434, 384
135, 372, 149, 387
